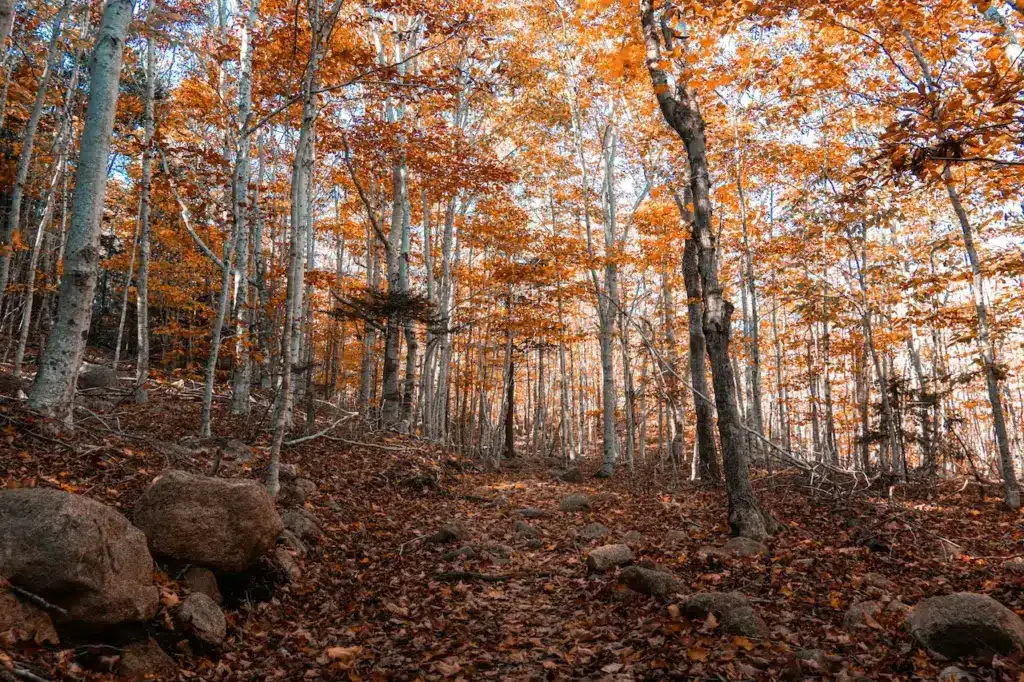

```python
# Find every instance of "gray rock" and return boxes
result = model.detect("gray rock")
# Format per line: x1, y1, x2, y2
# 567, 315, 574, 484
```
843, 600, 882, 630
618, 566, 683, 599
274, 548, 302, 582
279, 463, 301, 482
133, 470, 283, 572
176, 592, 226, 646
278, 529, 309, 557
1003, 557, 1024, 575
0, 488, 158, 625
118, 639, 177, 681
621, 530, 643, 545
559, 493, 592, 512
665, 529, 688, 545
514, 520, 539, 539
279, 478, 317, 508
77, 365, 119, 389
282, 508, 322, 544
586, 544, 634, 573
682, 592, 768, 639
908, 592, 1024, 659
442, 545, 477, 561
578, 523, 610, 541
427, 522, 468, 544
182, 566, 221, 605
862, 572, 893, 591
556, 468, 583, 483
699, 536, 768, 560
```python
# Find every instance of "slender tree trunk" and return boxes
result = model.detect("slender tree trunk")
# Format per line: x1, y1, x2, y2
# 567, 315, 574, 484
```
29, 0, 136, 422
0, 0, 73, 308
135, 32, 154, 392
112, 219, 140, 368
641, 3, 770, 538
683, 237, 721, 482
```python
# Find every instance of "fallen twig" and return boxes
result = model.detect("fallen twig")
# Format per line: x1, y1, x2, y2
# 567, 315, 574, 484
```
6, 585, 68, 617
284, 413, 357, 446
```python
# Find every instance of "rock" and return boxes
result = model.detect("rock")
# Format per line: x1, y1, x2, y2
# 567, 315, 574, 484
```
592, 491, 617, 504
0, 488, 158, 625
514, 520, 539, 539
176, 593, 226, 647
1004, 557, 1024, 575
278, 529, 309, 557
428, 522, 468, 544
525, 538, 542, 549
77, 365, 119, 389
0, 371, 26, 398
908, 592, 1024, 659
665, 529, 688, 545
682, 592, 768, 639
578, 523, 610, 541
181, 567, 221, 605
515, 508, 548, 518
556, 468, 583, 483
0, 591, 59, 644
278, 478, 317, 507
279, 463, 301, 482
843, 600, 882, 630
478, 543, 514, 562
699, 536, 768, 560
618, 566, 683, 599
133, 470, 283, 572
559, 494, 592, 512
621, 530, 643, 545
939, 666, 976, 682
862, 572, 893, 591
442, 545, 477, 561
118, 639, 177, 681
274, 548, 302, 582
282, 509, 322, 544
586, 544, 634, 573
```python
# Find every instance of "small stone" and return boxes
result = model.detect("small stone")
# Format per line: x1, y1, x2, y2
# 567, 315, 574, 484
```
279, 478, 317, 508
618, 566, 683, 599
665, 529, 688, 544
515, 508, 547, 518
176, 593, 227, 646
282, 509, 321, 544
621, 530, 643, 545
274, 548, 302, 582
908, 592, 1024, 659
592, 491, 617, 504
278, 529, 309, 557
525, 538, 542, 549
181, 566, 221, 605
478, 543, 515, 566
577, 523, 610, 541
586, 544, 633, 573
556, 468, 583, 483
1003, 557, 1024, 575
77, 365, 119, 389
682, 591, 768, 639
279, 463, 300, 482
559, 494, 592, 512
843, 600, 882, 630
699, 536, 768, 560
118, 639, 177, 681
939, 666, 976, 682
428, 522, 468, 544
514, 520, 539, 539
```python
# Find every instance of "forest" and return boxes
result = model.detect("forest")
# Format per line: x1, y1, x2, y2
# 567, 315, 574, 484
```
2, 0, 1024, 679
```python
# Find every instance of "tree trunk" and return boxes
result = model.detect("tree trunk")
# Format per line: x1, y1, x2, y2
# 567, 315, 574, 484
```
683, 238, 721, 482
135, 31, 154, 391
29, 0, 136, 422
641, 2, 769, 538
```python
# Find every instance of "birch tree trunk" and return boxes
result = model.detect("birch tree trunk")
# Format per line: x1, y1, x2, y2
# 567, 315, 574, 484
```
0, 0, 73, 308
29, 0, 137, 422
683, 237, 720, 482
135, 31, 155, 392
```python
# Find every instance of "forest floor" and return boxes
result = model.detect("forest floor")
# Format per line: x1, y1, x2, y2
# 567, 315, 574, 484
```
2, 383, 1024, 681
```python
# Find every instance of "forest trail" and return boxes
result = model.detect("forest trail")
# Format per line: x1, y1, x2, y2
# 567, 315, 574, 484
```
2, 393, 1024, 680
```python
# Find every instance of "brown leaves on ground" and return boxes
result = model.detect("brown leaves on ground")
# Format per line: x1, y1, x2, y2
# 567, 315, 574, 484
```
1, 395, 1024, 680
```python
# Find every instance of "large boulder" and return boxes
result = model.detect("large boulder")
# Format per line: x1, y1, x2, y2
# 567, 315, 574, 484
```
908, 593, 1024, 659
586, 544, 634, 573
0, 488, 158, 626
133, 470, 282, 572
682, 592, 768, 639
77, 365, 119, 389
